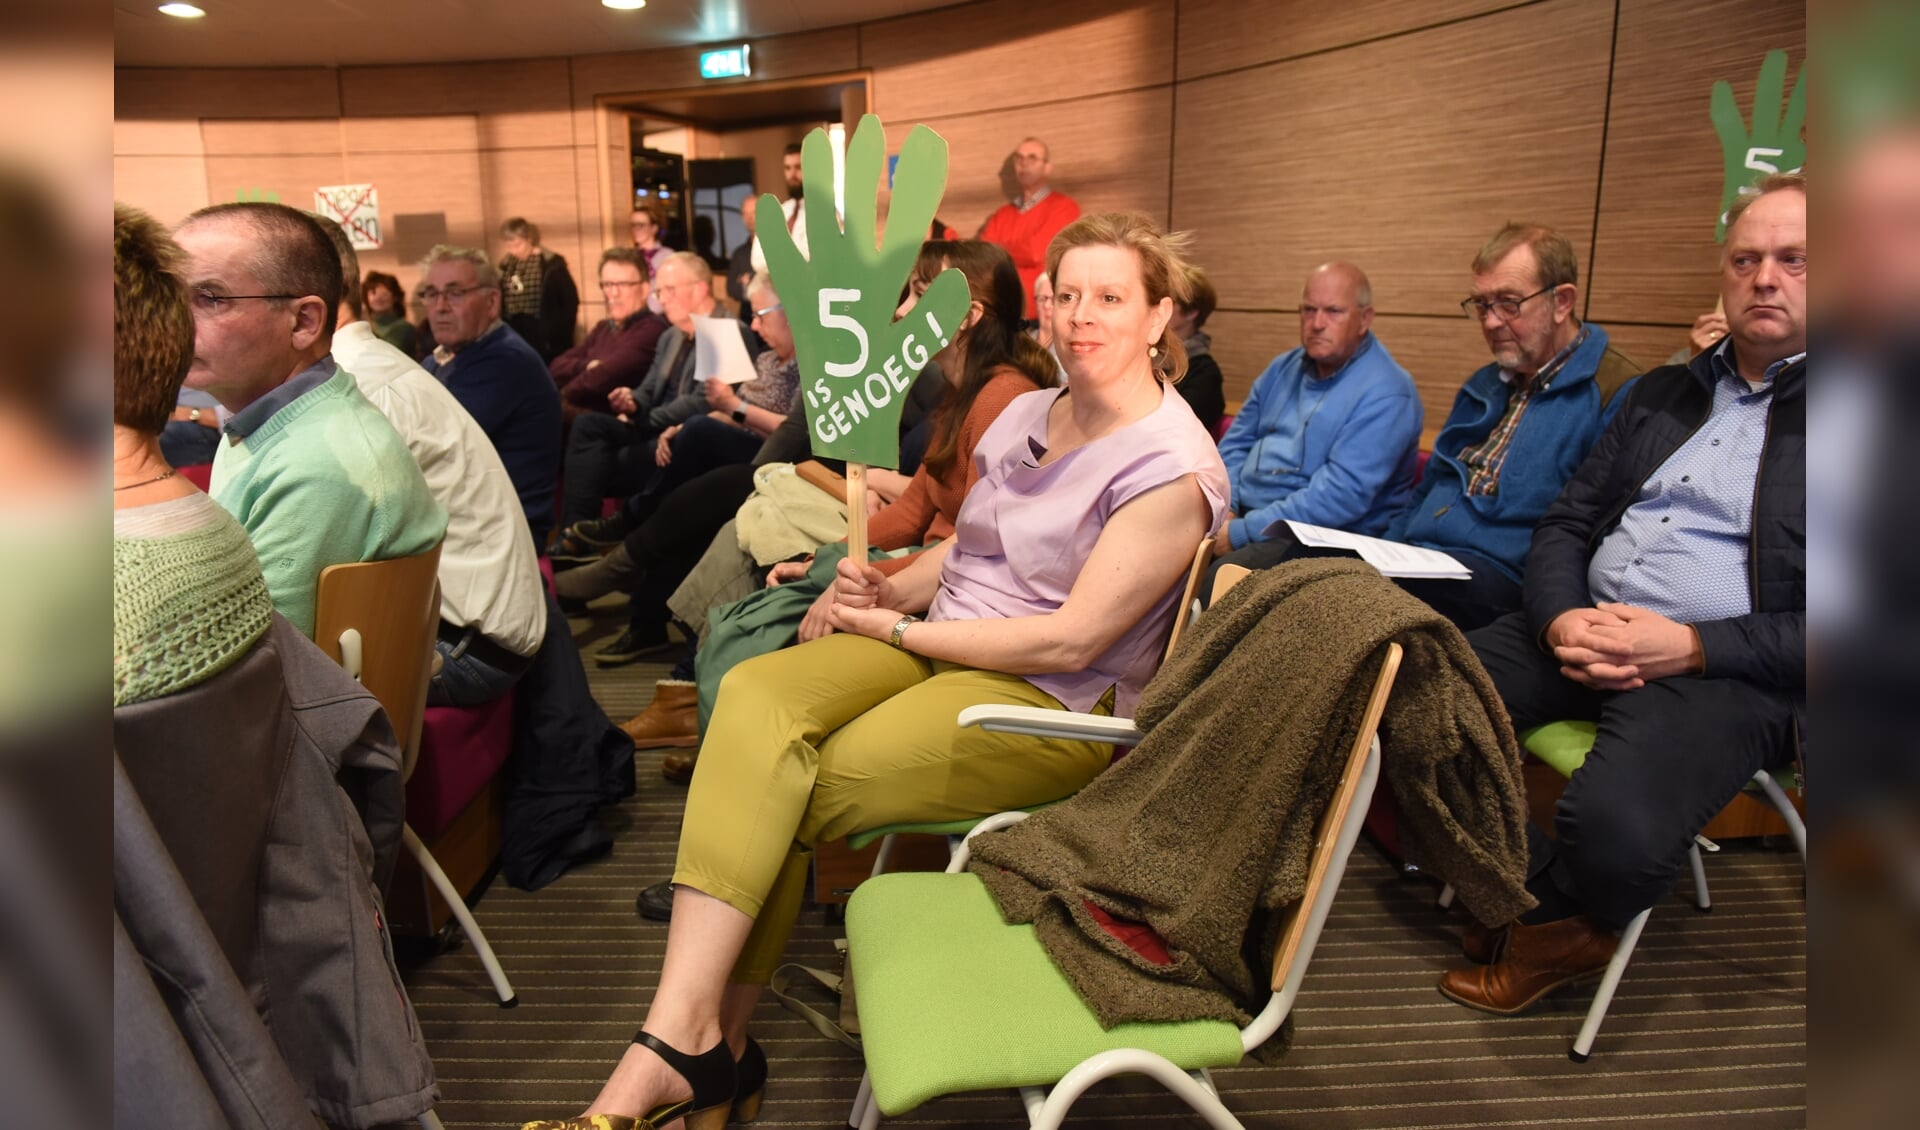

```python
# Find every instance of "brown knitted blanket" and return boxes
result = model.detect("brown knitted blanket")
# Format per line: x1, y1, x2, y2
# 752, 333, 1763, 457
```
968, 559, 1534, 1033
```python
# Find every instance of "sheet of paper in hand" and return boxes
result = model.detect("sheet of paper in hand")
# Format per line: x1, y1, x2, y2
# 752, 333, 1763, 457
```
756, 113, 971, 470
693, 314, 757, 385
1282, 520, 1474, 580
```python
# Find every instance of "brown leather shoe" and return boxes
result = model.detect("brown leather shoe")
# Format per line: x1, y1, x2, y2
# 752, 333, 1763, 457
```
661, 749, 698, 785
1460, 919, 1510, 964
621, 680, 699, 753
1438, 914, 1618, 1015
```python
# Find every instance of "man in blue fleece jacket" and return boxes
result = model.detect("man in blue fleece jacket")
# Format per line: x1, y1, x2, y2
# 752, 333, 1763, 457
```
1374, 223, 1640, 630
1210, 262, 1422, 575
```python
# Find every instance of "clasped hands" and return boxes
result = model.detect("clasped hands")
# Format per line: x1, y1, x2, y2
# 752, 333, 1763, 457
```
1546, 602, 1703, 691
818, 555, 903, 642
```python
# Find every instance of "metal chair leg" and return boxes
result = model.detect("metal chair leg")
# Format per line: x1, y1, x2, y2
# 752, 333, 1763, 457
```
1750, 769, 1807, 862
1688, 842, 1711, 911
848, 1070, 875, 1129
868, 833, 897, 879
1030, 1049, 1245, 1130
403, 822, 517, 1007
1571, 906, 1649, 1062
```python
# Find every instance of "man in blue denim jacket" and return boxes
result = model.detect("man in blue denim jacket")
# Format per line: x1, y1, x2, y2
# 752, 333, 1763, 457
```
1375, 224, 1641, 630
1211, 262, 1422, 578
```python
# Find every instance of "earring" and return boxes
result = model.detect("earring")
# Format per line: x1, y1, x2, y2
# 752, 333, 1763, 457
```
1148, 344, 1160, 359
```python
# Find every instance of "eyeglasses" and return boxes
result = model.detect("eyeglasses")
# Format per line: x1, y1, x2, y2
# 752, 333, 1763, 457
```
600, 280, 645, 292
752, 302, 783, 318
654, 282, 696, 298
420, 285, 496, 305
190, 289, 298, 314
1460, 285, 1555, 322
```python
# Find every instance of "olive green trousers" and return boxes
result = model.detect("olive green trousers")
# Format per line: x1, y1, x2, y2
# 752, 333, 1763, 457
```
671, 632, 1113, 983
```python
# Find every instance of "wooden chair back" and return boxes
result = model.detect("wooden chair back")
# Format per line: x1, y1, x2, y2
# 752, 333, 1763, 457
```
1159, 538, 1217, 666
313, 544, 443, 780
1268, 641, 1402, 992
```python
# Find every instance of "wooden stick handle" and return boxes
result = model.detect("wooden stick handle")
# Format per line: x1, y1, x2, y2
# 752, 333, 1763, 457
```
846, 462, 869, 567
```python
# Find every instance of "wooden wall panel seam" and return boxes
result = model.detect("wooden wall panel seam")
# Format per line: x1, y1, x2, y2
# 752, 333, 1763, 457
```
1166, 1, 1180, 229
1581, 0, 1625, 323
1216, 306, 1693, 329
1173, 0, 1554, 85
905, 80, 1177, 127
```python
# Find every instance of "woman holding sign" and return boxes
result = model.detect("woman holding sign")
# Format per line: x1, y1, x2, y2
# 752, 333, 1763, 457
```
522, 202, 1226, 1127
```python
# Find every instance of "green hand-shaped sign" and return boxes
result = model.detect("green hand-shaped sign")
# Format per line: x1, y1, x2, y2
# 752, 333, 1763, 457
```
758, 114, 972, 468
1711, 49, 1806, 242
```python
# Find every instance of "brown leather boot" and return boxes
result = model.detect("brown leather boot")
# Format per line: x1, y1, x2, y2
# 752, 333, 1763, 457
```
660, 748, 698, 785
1460, 919, 1510, 964
621, 680, 698, 754
1437, 914, 1618, 1015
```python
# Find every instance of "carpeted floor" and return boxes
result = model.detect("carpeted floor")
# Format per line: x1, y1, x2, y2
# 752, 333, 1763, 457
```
403, 610, 1807, 1129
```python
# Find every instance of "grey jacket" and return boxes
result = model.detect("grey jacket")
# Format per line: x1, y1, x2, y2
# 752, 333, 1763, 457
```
636, 324, 709, 429
114, 614, 436, 1128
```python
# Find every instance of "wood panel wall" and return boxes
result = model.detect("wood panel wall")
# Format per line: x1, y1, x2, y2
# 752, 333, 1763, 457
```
114, 0, 1801, 389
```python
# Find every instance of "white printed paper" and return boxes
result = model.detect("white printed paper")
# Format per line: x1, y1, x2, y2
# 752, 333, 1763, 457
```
1281, 520, 1473, 580
693, 314, 758, 385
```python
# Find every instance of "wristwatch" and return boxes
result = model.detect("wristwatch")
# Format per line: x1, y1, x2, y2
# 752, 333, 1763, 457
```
731, 405, 748, 424
888, 614, 920, 650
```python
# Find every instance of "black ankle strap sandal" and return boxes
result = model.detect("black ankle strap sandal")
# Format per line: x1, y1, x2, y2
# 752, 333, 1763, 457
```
516, 1032, 737, 1130
629, 1031, 737, 1130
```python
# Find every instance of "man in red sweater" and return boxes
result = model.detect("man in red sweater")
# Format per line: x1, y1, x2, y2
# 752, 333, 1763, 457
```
978, 137, 1080, 319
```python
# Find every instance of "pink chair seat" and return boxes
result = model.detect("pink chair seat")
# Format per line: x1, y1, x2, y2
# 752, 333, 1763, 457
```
408, 689, 516, 840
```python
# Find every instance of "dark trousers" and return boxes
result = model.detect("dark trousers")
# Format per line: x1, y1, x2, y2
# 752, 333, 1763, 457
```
621, 462, 760, 634
559, 412, 658, 533
623, 415, 764, 527
1467, 610, 1798, 930
1201, 530, 1522, 632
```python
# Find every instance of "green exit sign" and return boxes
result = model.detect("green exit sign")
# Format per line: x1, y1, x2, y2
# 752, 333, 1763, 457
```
700, 45, 751, 80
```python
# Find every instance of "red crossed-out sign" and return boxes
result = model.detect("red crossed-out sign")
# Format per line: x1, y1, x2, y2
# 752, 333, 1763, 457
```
315, 183, 382, 249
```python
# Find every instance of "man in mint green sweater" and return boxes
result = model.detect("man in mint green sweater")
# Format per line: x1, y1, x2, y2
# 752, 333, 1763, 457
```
176, 203, 445, 637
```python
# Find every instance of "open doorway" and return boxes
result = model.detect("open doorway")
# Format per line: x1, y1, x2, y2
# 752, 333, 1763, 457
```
606, 73, 869, 278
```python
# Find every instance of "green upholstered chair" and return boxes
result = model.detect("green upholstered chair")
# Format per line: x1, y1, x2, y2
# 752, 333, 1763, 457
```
1438, 719, 1805, 1061
840, 642, 1402, 1129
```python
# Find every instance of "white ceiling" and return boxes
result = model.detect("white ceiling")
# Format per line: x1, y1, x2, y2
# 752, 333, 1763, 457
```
113, 0, 965, 69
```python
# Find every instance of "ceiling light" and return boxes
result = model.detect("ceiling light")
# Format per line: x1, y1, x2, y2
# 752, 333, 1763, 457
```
157, 3, 206, 16
602, 0, 648, 10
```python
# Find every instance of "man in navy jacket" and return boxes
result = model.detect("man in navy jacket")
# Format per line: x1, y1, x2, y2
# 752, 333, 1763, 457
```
1440, 174, 1806, 1015
420, 245, 562, 548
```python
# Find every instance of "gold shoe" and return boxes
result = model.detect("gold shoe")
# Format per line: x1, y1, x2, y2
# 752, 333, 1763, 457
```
520, 1030, 738, 1130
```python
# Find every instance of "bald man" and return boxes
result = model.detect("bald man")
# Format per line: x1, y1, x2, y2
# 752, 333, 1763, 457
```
1210, 262, 1422, 576
979, 137, 1080, 318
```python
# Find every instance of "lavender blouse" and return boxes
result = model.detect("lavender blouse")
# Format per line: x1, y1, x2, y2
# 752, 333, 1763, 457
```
926, 382, 1229, 715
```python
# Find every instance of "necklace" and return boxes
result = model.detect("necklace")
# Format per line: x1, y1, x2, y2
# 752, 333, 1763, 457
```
114, 470, 177, 492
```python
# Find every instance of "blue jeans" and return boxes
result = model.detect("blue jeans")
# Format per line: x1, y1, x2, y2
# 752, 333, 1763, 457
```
429, 631, 535, 707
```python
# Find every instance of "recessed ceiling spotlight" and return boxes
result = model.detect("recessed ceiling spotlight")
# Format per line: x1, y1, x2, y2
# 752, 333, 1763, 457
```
158, 3, 207, 16
602, 0, 648, 10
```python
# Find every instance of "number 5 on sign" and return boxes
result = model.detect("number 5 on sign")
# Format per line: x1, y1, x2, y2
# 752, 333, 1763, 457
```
818, 289, 869, 378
